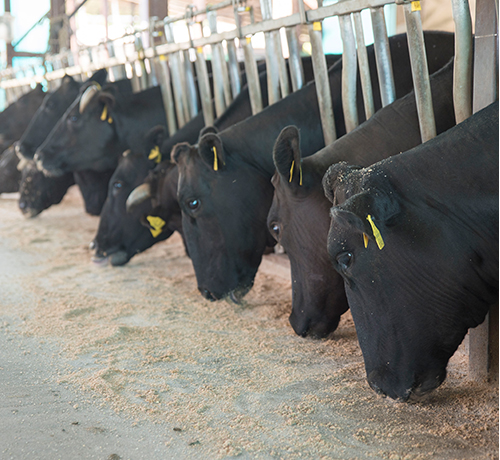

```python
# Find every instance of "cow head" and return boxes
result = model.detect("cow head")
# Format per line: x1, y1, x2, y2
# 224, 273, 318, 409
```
18, 160, 75, 218
172, 128, 275, 302
93, 126, 172, 266
268, 126, 349, 338
17, 70, 108, 160
323, 162, 494, 401
34, 84, 124, 176
0, 84, 46, 152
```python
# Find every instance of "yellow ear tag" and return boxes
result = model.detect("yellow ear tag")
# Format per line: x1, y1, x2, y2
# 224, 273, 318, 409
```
363, 233, 369, 248
148, 145, 161, 163
100, 105, 108, 121
107, 115, 113, 124
213, 146, 218, 171
366, 214, 385, 250
146, 215, 166, 238
289, 160, 303, 186
411, 1, 421, 11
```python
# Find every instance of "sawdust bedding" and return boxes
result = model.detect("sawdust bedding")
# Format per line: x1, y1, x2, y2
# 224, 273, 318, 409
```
0, 187, 497, 459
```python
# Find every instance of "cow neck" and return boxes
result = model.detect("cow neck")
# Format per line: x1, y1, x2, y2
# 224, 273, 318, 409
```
377, 102, 498, 201
306, 58, 456, 188
112, 87, 167, 154
219, 67, 341, 178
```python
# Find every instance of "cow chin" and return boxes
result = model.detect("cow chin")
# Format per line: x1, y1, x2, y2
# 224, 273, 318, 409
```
367, 366, 447, 402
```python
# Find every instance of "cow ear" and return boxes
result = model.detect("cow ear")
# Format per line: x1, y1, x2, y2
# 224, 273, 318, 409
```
332, 187, 401, 249
171, 142, 192, 165
198, 126, 218, 142
322, 162, 362, 204
273, 126, 303, 187
87, 68, 108, 86
198, 132, 225, 172
146, 125, 167, 147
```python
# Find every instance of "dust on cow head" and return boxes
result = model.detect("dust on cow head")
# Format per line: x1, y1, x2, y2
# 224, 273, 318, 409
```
268, 126, 348, 338
323, 162, 493, 402
172, 129, 275, 302
34, 84, 123, 176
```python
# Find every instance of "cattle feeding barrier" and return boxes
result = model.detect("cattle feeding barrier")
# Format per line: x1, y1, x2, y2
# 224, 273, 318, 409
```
0, 0, 497, 381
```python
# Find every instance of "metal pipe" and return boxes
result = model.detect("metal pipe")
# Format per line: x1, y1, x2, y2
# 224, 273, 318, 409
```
370, 7, 395, 106
164, 23, 187, 127
260, 0, 281, 104
207, 11, 228, 117
242, 37, 263, 115
226, 39, 241, 98
339, 14, 359, 133
194, 47, 215, 126
285, 26, 305, 92
353, 11, 375, 119
183, 49, 199, 118
156, 56, 178, 135
451, 0, 473, 123
308, 21, 336, 145
403, 2, 436, 142
273, 30, 290, 98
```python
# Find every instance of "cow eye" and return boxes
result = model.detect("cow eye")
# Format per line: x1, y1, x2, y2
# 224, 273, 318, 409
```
113, 181, 123, 190
269, 222, 281, 240
187, 199, 200, 211
336, 252, 353, 272
69, 115, 79, 123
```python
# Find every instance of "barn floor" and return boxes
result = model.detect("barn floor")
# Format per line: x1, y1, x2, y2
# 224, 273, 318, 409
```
0, 186, 497, 460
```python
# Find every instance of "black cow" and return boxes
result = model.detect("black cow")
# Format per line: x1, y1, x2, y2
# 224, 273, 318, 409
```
16, 69, 122, 216
92, 127, 175, 266
267, 59, 457, 338
0, 84, 46, 153
172, 32, 454, 302
34, 85, 167, 175
323, 102, 498, 401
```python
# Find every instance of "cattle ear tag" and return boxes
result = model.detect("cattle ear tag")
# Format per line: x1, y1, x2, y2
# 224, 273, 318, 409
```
288, 160, 303, 186
100, 105, 113, 124
212, 146, 218, 171
149, 145, 162, 163
363, 233, 369, 248
366, 214, 385, 250
146, 215, 165, 238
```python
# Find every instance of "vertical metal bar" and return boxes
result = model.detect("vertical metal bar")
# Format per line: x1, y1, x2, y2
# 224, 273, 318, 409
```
308, 21, 336, 145
403, 2, 437, 142
370, 7, 396, 107
134, 35, 149, 90
260, 0, 281, 104
183, 49, 199, 118
339, 14, 359, 133
274, 30, 290, 98
164, 23, 186, 128
178, 52, 191, 123
451, 0, 473, 123
353, 11, 375, 119
207, 11, 228, 117
286, 26, 305, 92
226, 39, 242, 98
107, 41, 127, 81
242, 37, 264, 115
156, 56, 178, 135
194, 46, 215, 126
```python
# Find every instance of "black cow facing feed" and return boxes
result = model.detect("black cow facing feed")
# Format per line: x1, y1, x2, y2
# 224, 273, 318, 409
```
323, 102, 499, 401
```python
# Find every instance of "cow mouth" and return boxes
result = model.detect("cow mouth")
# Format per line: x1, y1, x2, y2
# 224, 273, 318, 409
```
199, 283, 253, 304
19, 201, 42, 218
92, 248, 130, 266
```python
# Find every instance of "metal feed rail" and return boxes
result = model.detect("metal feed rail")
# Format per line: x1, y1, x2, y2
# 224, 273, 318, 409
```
0, 0, 474, 147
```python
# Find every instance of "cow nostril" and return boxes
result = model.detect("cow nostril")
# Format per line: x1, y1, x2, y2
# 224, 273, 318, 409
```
19, 201, 26, 209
